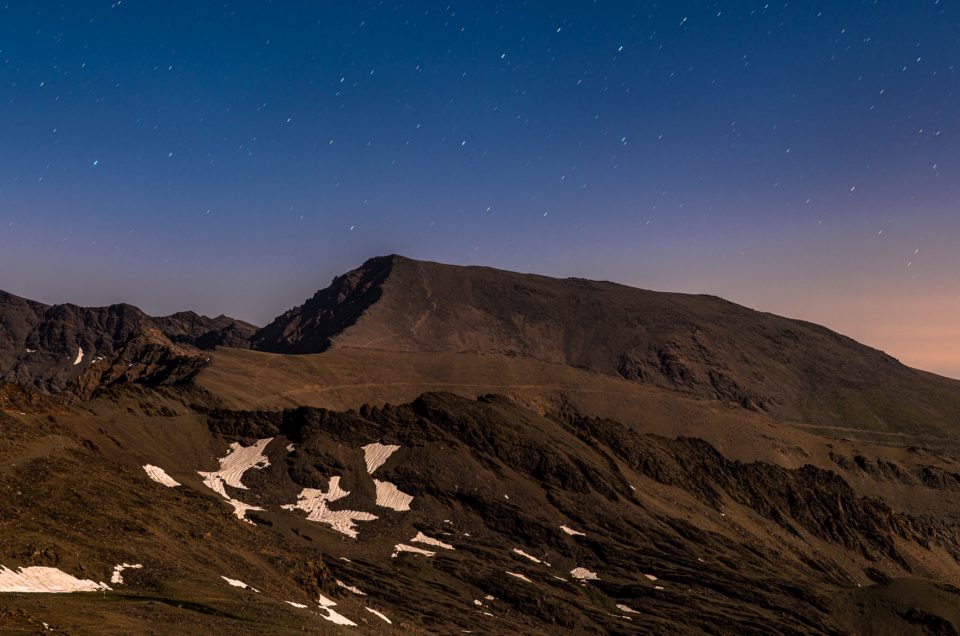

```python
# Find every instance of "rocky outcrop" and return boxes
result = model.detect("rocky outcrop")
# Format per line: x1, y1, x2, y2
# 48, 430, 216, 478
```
0, 291, 254, 397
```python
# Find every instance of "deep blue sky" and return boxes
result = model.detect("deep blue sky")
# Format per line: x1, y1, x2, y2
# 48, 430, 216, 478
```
2, 1, 960, 376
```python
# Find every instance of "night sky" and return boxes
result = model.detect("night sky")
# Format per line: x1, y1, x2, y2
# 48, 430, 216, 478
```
2, 1, 960, 377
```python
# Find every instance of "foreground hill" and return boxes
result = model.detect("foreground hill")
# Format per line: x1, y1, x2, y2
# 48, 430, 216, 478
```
2, 388, 960, 634
253, 255, 960, 437
0, 291, 255, 396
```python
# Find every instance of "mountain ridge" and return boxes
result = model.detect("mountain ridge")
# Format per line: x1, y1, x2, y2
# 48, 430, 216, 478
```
251, 254, 960, 435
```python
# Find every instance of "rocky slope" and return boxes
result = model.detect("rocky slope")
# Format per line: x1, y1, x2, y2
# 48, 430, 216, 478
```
2, 388, 960, 634
0, 291, 255, 397
253, 255, 960, 436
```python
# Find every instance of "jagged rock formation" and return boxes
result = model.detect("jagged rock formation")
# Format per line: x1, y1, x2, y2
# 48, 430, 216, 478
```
253, 255, 960, 435
0, 291, 254, 397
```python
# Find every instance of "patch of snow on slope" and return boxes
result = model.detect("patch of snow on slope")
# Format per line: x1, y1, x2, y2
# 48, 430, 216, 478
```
143, 465, 180, 487
317, 594, 357, 626
73, 347, 84, 365
362, 442, 400, 474
221, 576, 259, 592
285, 601, 308, 608
644, 573, 658, 581
411, 531, 454, 550
336, 580, 366, 595
560, 525, 585, 537
0, 566, 110, 593
512, 549, 547, 565
281, 477, 377, 538
366, 607, 392, 623
198, 438, 272, 523
373, 479, 413, 511
570, 567, 599, 581
617, 604, 640, 614
110, 563, 142, 585
505, 571, 533, 584
391, 544, 435, 558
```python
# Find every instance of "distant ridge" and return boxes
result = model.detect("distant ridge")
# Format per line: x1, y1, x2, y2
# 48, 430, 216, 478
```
0, 290, 255, 396
252, 254, 960, 433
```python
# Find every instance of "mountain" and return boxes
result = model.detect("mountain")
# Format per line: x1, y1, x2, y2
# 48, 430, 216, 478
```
2, 257, 960, 634
0, 291, 255, 397
252, 255, 960, 438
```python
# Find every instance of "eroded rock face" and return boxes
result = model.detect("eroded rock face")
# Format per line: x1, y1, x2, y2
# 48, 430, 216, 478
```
0, 291, 254, 397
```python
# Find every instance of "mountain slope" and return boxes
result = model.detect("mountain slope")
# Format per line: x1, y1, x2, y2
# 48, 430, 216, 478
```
3, 389, 960, 634
253, 255, 960, 437
0, 291, 255, 396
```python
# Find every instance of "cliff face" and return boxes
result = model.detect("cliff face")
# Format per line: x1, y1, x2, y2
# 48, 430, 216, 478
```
0, 291, 254, 397
252, 255, 960, 434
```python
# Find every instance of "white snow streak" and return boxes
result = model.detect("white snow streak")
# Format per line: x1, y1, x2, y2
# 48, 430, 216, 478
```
281, 477, 377, 538
73, 347, 84, 365
617, 604, 640, 614
143, 465, 180, 487
560, 525, 585, 537
221, 576, 259, 592
336, 580, 366, 596
362, 442, 400, 474
570, 567, 600, 581
512, 549, 547, 565
110, 563, 142, 585
285, 601, 308, 608
411, 531, 454, 550
198, 438, 272, 523
391, 544, 435, 558
373, 479, 413, 511
505, 571, 533, 584
365, 607, 392, 624
317, 594, 357, 626
0, 566, 110, 593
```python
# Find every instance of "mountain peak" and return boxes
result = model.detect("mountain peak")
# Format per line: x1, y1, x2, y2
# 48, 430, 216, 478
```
250, 255, 959, 433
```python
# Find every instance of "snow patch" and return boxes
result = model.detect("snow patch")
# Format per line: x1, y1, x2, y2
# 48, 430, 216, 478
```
73, 347, 85, 366
0, 566, 110, 593
336, 580, 366, 596
570, 567, 599, 581
512, 548, 547, 565
365, 607, 392, 624
198, 438, 272, 523
374, 479, 413, 511
317, 594, 357, 626
644, 574, 658, 581
285, 601, 308, 608
286, 443, 295, 453
362, 442, 400, 474
560, 525, 585, 537
617, 604, 640, 614
411, 531, 454, 550
221, 576, 259, 592
505, 571, 533, 584
25, 348, 36, 354
282, 477, 377, 538
143, 465, 180, 487
392, 544, 435, 558
110, 563, 142, 585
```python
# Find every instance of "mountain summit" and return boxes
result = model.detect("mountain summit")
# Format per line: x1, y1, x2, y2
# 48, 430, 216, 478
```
252, 255, 960, 434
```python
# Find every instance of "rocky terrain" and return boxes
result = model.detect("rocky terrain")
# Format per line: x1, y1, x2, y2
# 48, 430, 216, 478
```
1, 255, 960, 634
0, 290, 255, 397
